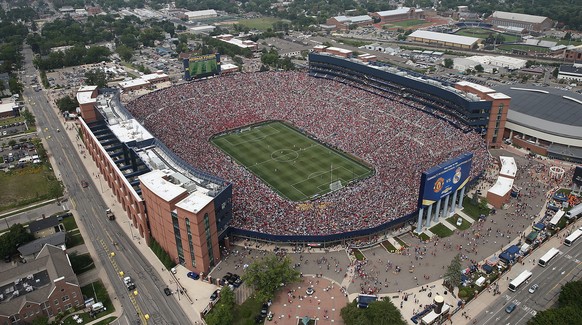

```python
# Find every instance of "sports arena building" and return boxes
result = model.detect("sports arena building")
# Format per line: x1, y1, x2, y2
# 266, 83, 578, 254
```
493, 85, 582, 162
76, 49, 514, 272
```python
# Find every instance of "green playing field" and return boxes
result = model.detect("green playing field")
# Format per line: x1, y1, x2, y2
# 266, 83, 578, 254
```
211, 121, 373, 202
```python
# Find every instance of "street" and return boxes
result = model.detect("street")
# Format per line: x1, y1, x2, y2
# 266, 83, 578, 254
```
20, 46, 193, 325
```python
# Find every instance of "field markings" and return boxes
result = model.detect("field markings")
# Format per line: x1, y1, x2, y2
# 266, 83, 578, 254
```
223, 124, 280, 146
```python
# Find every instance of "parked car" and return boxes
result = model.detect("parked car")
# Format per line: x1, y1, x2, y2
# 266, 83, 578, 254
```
260, 303, 269, 317
163, 288, 172, 296
528, 284, 539, 294
210, 289, 220, 300
187, 271, 200, 280
505, 303, 517, 313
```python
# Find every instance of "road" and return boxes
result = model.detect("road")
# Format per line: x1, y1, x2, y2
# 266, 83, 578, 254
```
473, 237, 582, 325
21, 46, 192, 325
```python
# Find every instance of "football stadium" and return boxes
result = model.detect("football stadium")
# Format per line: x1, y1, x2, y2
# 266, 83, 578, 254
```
125, 63, 492, 239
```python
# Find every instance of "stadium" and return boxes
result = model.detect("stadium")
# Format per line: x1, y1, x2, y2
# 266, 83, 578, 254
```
122, 54, 498, 241
492, 85, 582, 162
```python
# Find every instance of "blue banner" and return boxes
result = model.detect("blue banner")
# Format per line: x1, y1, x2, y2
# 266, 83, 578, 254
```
418, 153, 473, 208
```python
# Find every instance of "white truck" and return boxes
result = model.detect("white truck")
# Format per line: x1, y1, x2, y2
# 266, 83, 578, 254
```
123, 276, 136, 290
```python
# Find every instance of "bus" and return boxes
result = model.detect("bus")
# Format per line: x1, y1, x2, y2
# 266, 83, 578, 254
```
508, 270, 532, 292
564, 228, 582, 247
538, 247, 560, 267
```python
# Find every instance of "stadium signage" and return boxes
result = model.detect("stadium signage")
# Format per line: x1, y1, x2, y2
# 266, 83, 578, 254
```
573, 166, 582, 187
418, 153, 473, 208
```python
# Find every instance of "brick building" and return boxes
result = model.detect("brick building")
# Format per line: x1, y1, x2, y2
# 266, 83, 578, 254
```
371, 7, 424, 24
0, 245, 83, 324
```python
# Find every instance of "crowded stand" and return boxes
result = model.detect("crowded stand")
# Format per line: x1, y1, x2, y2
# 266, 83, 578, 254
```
125, 71, 490, 236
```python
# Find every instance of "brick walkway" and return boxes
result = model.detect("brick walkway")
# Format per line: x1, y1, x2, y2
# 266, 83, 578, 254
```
269, 276, 348, 324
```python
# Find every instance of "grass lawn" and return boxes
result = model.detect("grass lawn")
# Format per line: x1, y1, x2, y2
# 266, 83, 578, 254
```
81, 280, 114, 312
237, 17, 283, 31
352, 248, 365, 261
233, 296, 263, 325
454, 28, 520, 42
394, 237, 408, 248
0, 116, 25, 128
212, 121, 373, 202
446, 215, 471, 230
0, 165, 61, 212
70, 253, 95, 275
413, 232, 430, 241
381, 240, 397, 253
541, 36, 582, 46
462, 198, 490, 220
389, 19, 426, 28
429, 223, 454, 238
66, 229, 85, 247
61, 213, 78, 231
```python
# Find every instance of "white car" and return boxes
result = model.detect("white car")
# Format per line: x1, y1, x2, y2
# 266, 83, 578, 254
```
456, 218, 463, 226
528, 284, 539, 294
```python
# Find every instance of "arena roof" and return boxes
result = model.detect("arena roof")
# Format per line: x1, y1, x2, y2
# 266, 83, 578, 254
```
408, 30, 479, 46
494, 85, 582, 140
490, 11, 548, 24
376, 7, 418, 17
334, 15, 372, 23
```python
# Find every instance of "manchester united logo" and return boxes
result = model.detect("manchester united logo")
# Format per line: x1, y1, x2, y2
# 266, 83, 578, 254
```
433, 177, 444, 193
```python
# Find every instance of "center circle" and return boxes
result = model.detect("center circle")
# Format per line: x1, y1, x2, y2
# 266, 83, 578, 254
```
271, 149, 299, 162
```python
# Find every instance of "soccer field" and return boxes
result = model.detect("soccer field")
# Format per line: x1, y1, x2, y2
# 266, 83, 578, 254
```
211, 121, 373, 202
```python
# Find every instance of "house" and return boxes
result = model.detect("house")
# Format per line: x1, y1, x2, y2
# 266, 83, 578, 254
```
17, 232, 67, 260
28, 216, 64, 239
0, 245, 83, 324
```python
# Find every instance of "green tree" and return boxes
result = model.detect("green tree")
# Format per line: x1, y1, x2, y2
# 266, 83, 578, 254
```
205, 286, 235, 325
8, 77, 23, 95
443, 58, 453, 69
341, 298, 406, 325
443, 254, 461, 292
31, 316, 50, 325
56, 95, 79, 113
0, 224, 34, 257
475, 64, 484, 73
84, 69, 108, 88
528, 281, 582, 325
242, 254, 300, 303
116, 44, 133, 62
21, 109, 36, 126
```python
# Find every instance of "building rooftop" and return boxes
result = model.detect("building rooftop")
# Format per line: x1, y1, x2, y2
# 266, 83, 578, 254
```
488, 92, 511, 100
139, 169, 188, 202
176, 190, 214, 213
560, 64, 582, 75
376, 7, 413, 17
17, 232, 66, 257
119, 78, 150, 89
0, 245, 78, 316
108, 118, 154, 143
185, 9, 217, 18
28, 216, 60, 233
457, 80, 496, 94
76, 90, 97, 105
490, 11, 548, 24
495, 85, 582, 139
408, 30, 479, 46
499, 156, 517, 178
488, 176, 514, 196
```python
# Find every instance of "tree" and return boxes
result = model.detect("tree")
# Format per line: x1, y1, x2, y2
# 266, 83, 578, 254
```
0, 224, 34, 257
528, 281, 582, 325
242, 254, 300, 303
56, 95, 79, 113
443, 254, 461, 292
474, 64, 484, 73
341, 298, 406, 325
116, 44, 133, 62
21, 109, 35, 126
84, 69, 108, 88
205, 286, 235, 325
48, 180, 64, 203
443, 58, 453, 69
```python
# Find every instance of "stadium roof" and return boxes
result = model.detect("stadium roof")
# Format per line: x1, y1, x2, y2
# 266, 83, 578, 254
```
333, 15, 372, 23
376, 7, 415, 17
408, 30, 479, 46
184, 9, 217, 18
490, 11, 548, 24
494, 85, 582, 140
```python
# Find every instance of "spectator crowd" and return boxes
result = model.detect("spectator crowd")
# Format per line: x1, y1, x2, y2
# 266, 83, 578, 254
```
125, 71, 490, 236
